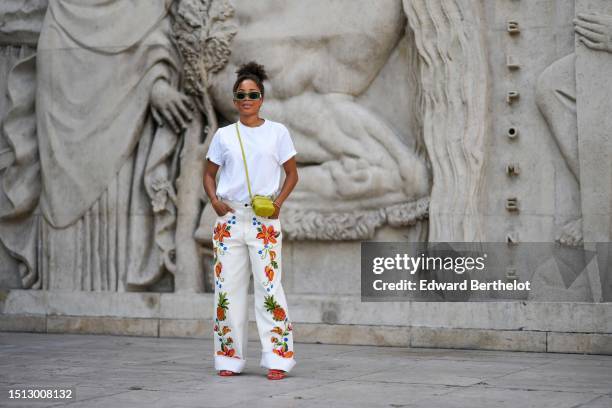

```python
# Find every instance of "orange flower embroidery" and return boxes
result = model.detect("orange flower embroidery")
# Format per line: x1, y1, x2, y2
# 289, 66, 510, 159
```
265, 265, 275, 282
256, 224, 279, 246
217, 345, 236, 357
268, 311, 293, 359
214, 297, 240, 359
215, 262, 222, 278
213, 222, 231, 243
273, 349, 294, 358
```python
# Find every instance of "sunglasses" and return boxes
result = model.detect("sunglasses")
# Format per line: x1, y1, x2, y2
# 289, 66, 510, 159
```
233, 91, 262, 101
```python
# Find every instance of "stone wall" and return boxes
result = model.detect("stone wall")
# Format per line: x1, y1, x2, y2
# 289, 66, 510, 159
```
0, 0, 610, 352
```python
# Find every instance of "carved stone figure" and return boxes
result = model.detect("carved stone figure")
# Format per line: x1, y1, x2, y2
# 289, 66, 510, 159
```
0, 0, 489, 292
537, 7, 612, 246
535, 1, 612, 301
0, 0, 186, 290
197, 0, 489, 242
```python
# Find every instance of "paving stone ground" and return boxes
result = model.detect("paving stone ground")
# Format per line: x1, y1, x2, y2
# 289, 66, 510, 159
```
0, 332, 610, 408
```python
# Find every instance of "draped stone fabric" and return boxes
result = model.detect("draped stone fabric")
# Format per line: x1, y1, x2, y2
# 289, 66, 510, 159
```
0, 0, 180, 290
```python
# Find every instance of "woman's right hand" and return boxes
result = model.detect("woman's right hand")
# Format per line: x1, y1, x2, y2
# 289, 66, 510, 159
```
212, 199, 235, 217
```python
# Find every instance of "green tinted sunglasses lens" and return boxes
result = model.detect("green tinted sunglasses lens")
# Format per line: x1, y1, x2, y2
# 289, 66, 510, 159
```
234, 91, 261, 100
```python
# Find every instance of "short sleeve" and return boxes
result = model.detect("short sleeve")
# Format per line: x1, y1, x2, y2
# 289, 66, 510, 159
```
206, 129, 224, 165
277, 125, 297, 165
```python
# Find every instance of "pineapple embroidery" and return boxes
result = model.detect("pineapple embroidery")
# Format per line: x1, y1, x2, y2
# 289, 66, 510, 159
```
216, 292, 229, 320
214, 291, 239, 358
265, 295, 293, 358
254, 218, 281, 291
264, 294, 287, 321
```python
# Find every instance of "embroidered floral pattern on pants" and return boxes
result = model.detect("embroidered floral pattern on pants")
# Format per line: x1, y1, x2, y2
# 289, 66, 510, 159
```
255, 220, 280, 246
211, 205, 295, 372
254, 218, 281, 291
213, 215, 236, 289
213, 215, 235, 256
264, 294, 294, 358
214, 292, 239, 358
212, 214, 239, 359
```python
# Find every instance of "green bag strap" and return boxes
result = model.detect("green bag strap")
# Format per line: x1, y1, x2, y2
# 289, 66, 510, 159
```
235, 122, 254, 201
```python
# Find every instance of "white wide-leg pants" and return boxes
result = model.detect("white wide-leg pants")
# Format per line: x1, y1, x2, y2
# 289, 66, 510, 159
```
211, 198, 296, 373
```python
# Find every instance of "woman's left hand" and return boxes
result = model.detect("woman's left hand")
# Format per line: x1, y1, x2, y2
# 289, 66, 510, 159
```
269, 202, 281, 219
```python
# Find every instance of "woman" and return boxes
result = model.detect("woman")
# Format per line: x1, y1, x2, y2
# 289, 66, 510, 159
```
203, 62, 299, 380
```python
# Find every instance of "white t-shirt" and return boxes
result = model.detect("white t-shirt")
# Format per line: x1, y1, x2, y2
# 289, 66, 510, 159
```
206, 119, 297, 202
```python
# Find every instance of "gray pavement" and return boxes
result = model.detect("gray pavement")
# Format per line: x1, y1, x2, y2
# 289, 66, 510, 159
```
0, 332, 610, 408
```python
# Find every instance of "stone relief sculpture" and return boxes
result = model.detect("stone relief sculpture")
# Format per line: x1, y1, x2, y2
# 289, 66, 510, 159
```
0, 0, 489, 292
194, 0, 430, 243
196, 0, 488, 242
536, 10, 612, 247
172, 0, 237, 292
0, 0, 188, 291
403, 0, 488, 243
535, 1, 612, 301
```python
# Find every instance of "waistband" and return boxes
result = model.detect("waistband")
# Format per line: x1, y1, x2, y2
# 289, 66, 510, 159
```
219, 198, 252, 209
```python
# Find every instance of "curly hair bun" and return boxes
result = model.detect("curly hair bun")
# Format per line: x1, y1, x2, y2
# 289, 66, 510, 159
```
236, 61, 268, 81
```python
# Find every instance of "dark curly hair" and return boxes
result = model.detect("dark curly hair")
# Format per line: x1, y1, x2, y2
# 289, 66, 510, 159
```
233, 61, 269, 97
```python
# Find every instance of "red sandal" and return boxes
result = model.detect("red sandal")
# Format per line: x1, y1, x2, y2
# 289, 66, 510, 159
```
267, 369, 287, 380
218, 370, 239, 376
